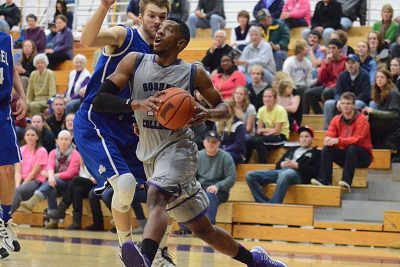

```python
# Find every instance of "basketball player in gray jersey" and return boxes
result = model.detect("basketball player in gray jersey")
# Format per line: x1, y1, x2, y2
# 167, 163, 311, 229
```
92, 18, 287, 267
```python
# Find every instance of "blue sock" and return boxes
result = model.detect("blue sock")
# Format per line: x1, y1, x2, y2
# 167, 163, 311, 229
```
0, 205, 12, 222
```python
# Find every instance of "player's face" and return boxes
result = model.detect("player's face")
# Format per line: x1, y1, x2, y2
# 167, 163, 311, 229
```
153, 21, 181, 54
299, 131, 313, 148
31, 116, 44, 131
24, 129, 39, 146
140, 4, 168, 41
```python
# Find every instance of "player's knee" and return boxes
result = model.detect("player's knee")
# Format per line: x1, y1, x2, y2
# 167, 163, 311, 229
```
110, 173, 137, 213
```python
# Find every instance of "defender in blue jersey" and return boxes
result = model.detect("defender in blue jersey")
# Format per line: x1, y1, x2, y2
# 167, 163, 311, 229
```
0, 32, 27, 259
74, 0, 175, 265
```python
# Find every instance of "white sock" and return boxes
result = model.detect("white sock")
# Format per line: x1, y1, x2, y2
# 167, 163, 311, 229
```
159, 224, 172, 249
117, 227, 132, 246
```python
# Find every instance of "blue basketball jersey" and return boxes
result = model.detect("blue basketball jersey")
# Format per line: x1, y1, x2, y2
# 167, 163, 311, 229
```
0, 32, 13, 107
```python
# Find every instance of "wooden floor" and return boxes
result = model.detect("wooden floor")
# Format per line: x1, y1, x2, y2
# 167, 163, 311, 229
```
2, 227, 400, 266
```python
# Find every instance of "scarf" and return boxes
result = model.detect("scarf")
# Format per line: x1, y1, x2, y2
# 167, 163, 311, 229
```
55, 145, 74, 173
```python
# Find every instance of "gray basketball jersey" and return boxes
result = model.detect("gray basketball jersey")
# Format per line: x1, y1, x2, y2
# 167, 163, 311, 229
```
130, 54, 196, 162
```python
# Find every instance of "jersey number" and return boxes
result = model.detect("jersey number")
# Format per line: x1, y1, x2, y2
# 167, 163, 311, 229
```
0, 68, 4, 85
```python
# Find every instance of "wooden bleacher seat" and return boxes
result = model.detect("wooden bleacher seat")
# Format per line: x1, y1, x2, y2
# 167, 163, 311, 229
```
314, 220, 383, 231
384, 210, 400, 232
54, 70, 69, 94
193, 28, 231, 39
302, 115, 324, 130
56, 60, 73, 71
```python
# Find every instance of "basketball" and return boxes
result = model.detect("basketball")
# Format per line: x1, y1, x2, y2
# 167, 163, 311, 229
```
156, 87, 196, 130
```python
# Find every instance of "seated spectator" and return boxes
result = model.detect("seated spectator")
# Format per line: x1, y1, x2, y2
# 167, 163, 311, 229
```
216, 101, 246, 164
191, 90, 215, 150
63, 113, 75, 145
274, 72, 302, 128
169, 0, 189, 22
253, 0, 284, 20
232, 86, 257, 136
312, 92, 372, 192
390, 28, 400, 58
390, 58, 400, 89
372, 4, 399, 44
246, 126, 320, 203
46, 15, 73, 70
31, 114, 56, 153
0, 0, 21, 33
46, 96, 66, 138
65, 54, 91, 114
330, 30, 355, 56
255, 9, 290, 71
27, 53, 56, 116
337, 0, 367, 31
201, 30, 232, 73
247, 64, 270, 111
246, 88, 289, 163
188, 0, 225, 38
368, 31, 390, 67
236, 26, 276, 85
303, 39, 346, 114
211, 55, 246, 100
323, 54, 371, 129
14, 14, 46, 53
12, 127, 48, 213
230, 10, 251, 51
46, 23, 58, 49
302, 0, 342, 46
363, 69, 400, 151
306, 29, 326, 75
19, 130, 80, 229
16, 40, 37, 92
357, 40, 377, 84
280, 0, 311, 29
126, 0, 140, 27
54, 0, 73, 29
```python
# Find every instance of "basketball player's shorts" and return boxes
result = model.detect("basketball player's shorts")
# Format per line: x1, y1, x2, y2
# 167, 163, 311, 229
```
144, 139, 210, 224
74, 104, 146, 193
0, 105, 21, 166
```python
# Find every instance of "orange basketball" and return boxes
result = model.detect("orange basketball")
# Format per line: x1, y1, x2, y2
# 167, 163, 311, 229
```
156, 87, 196, 130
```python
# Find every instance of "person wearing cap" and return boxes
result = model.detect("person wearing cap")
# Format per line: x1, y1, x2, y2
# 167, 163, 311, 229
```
303, 39, 346, 114
302, 0, 343, 46
254, 8, 290, 71
312, 92, 372, 192
323, 54, 371, 129
253, 0, 284, 21
246, 126, 320, 203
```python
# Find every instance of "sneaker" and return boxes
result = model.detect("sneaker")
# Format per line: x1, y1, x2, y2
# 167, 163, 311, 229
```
0, 246, 9, 259
0, 219, 20, 252
338, 181, 351, 192
153, 247, 176, 267
250, 246, 287, 267
310, 178, 324, 186
121, 241, 150, 267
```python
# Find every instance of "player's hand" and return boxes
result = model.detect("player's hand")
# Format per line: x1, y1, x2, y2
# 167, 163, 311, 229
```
133, 123, 140, 136
100, 0, 115, 8
191, 102, 212, 126
13, 97, 27, 120
206, 185, 219, 194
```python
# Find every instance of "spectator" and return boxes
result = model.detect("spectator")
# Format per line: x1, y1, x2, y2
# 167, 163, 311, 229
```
188, 0, 225, 38
363, 69, 400, 150
46, 96, 66, 138
306, 29, 326, 74
236, 26, 276, 85
191, 90, 215, 150
253, 0, 284, 20
330, 30, 355, 56
303, 39, 346, 114
312, 92, 372, 192
232, 86, 257, 136
337, 0, 367, 31
31, 114, 56, 153
126, 0, 140, 27
46, 15, 74, 70
390, 29, 400, 58
302, 0, 342, 46
216, 101, 246, 164
390, 58, 400, 90
63, 113, 75, 145
14, 14, 46, 53
246, 88, 289, 163
247, 64, 270, 111
19, 130, 80, 229
169, 0, 190, 22
211, 55, 246, 100
323, 54, 371, 129
357, 40, 377, 84
280, 0, 311, 29
16, 40, 37, 92
201, 30, 232, 73
0, 0, 21, 33
54, 0, 73, 29
64, 54, 91, 114
368, 31, 390, 67
27, 53, 56, 116
230, 10, 251, 51
11, 89, 27, 141
255, 9, 290, 71
12, 127, 48, 213
372, 4, 399, 44
46, 23, 58, 49
246, 126, 320, 203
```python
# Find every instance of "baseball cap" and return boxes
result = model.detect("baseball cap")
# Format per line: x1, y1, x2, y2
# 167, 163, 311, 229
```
346, 54, 360, 63
298, 126, 315, 138
257, 9, 271, 20
204, 130, 220, 141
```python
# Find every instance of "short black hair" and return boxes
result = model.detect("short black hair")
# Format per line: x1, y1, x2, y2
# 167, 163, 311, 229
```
26, 14, 37, 22
167, 17, 190, 44
328, 39, 344, 49
309, 29, 322, 40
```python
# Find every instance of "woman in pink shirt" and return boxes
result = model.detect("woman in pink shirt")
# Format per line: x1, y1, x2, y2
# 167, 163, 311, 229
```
12, 127, 48, 213
280, 0, 311, 29
211, 55, 246, 100
19, 130, 80, 229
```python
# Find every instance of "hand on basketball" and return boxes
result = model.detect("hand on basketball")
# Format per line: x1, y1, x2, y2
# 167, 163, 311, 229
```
206, 185, 219, 194
191, 102, 212, 126
135, 95, 162, 113
13, 97, 27, 120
